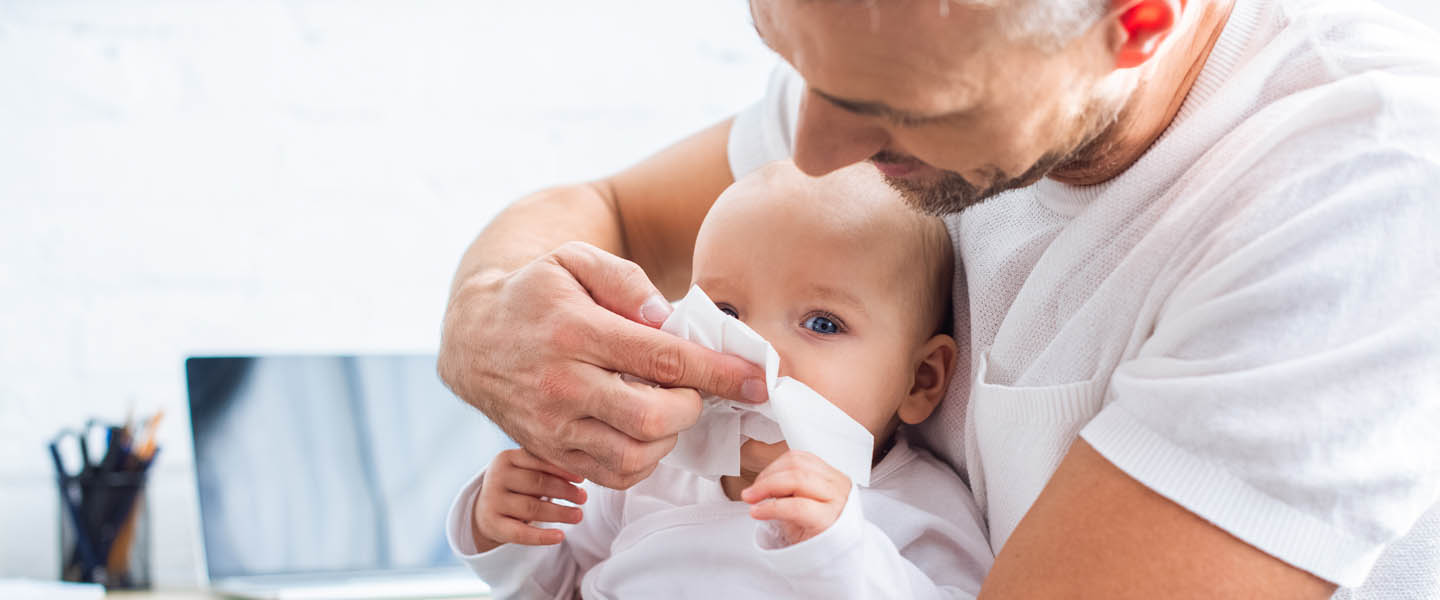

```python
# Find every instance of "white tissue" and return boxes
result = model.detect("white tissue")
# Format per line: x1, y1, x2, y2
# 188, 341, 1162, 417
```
657, 285, 874, 486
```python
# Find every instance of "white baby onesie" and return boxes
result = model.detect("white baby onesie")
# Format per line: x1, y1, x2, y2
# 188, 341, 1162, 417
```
446, 434, 993, 599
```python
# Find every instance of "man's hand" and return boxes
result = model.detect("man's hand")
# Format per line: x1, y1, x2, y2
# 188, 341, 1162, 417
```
741, 450, 852, 546
471, 449, 588, 554
439, 241, 768, 489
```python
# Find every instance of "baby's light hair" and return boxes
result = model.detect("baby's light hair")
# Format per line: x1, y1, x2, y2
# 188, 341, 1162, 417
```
911, 216, 955, 339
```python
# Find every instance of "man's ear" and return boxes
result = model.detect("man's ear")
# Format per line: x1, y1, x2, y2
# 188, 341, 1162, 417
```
1109, 0, 1182, 69
898, 334, 958, 426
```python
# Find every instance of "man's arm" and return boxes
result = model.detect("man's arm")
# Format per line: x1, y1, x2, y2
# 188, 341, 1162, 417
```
448, 118, 734, 300
439, 118, 769, 489
978, 440, 1337, 599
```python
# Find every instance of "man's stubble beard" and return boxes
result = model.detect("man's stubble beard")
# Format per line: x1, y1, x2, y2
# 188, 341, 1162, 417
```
882, 83, 1133, 217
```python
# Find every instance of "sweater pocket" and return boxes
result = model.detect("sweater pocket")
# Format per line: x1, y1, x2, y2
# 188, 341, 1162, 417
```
965, 351, 1107, 554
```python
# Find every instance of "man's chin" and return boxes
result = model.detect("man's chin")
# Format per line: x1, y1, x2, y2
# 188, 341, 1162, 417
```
880, 170, 986, 216
881, 153, 1065, 216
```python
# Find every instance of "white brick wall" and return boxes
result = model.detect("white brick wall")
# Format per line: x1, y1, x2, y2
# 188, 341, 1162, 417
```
4, 0, 1435, 588
0, 0, 773, 585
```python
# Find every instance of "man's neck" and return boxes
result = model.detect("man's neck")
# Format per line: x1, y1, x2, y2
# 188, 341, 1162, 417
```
1049, 0, 1238, 185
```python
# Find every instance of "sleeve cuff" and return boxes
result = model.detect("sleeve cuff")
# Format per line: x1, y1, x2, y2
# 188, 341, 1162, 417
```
1081, 405, 1383, 586
446, 468, 489, 558
755, 484, 865, 575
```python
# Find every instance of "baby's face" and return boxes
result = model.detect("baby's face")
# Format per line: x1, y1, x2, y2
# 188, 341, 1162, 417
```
691, 166, 943, 476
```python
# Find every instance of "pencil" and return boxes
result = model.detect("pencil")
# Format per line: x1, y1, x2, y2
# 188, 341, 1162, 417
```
136, 409, 164, 462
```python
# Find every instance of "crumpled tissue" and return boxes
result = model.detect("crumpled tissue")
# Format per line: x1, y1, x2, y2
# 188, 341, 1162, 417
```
656, 285, 874, 486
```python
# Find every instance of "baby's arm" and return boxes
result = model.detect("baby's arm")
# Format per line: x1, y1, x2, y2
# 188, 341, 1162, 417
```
743, 451, 988, 599
448, 449, 617, 599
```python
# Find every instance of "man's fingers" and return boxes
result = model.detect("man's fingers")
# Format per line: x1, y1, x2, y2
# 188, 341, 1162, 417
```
559, 417, 675, 489
486, 516, 565, 546
557, 450, 609, 487
496, 493, 583, 525
588, 316, 768, 404
546, 241, 768, 403
550, 241, 673, 327
507, 449, 584, 483
583, 373, 703, 442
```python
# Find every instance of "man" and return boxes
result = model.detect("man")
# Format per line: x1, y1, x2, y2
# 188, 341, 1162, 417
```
438, 0, 1440, 596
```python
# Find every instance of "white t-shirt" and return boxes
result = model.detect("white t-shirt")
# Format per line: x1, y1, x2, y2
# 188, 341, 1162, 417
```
728, 0, 1440, 595
446, 436, 993, 599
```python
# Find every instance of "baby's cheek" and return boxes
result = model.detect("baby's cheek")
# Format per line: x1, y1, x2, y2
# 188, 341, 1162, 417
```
778, 337, 912, 432
809, 357, 910, 434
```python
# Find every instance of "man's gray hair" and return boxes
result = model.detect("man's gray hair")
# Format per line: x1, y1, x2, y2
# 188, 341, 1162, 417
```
941, 0, 1110, 50
818, 0, 1111, 51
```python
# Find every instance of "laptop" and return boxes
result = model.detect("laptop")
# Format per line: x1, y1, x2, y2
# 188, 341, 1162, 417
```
185, 355, 513, 599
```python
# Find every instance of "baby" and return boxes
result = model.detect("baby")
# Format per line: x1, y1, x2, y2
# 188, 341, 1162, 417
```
446, 161, 993, 598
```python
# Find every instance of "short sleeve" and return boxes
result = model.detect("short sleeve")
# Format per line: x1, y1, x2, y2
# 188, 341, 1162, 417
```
727, 62, 804, 179
1081, 132, 1440, 586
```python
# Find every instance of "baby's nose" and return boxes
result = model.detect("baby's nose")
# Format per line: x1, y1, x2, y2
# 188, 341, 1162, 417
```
775, 363, 792, 380
771, 346, 798, 380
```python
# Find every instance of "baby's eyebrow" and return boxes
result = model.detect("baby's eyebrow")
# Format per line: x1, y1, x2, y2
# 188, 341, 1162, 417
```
694, 277, 734, 299
805, 284, 867, 316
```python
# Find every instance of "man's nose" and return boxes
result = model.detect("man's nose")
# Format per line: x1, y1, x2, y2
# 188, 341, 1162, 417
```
791, 89, 889, 177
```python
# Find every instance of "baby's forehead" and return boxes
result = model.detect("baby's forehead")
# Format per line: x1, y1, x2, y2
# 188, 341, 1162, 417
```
716, 164, 917, 234
704, 166, 948, 311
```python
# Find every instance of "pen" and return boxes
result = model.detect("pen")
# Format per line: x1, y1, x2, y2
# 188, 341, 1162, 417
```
99, 426, 128, 474
50, 441, 105, 580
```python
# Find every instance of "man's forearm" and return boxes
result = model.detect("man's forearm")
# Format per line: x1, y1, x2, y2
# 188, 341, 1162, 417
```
449, 181, 627, 295
452, 118, 735, 299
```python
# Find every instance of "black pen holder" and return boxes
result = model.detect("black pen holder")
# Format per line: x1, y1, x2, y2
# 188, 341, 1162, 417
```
57, 469, 151, 588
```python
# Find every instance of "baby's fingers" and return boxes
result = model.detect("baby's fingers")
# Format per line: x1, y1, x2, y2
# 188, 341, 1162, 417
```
749, 497, 827, 530
504, 469, 588, 506
485, 515, 565, 546
742, 467, 842, 505
497, 492, 584, 525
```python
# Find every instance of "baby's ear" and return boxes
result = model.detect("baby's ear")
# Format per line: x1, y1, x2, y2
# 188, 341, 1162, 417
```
898, 334, 958, 425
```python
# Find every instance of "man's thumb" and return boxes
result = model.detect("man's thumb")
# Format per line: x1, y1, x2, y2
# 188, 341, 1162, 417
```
551, 241, 672, 327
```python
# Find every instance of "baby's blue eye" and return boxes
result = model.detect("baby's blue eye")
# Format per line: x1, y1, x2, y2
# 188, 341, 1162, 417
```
803, 315, 841, 335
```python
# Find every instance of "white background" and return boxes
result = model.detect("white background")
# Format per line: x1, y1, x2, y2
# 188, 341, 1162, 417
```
2, 0, 1436, 587
0, 0, 774, 585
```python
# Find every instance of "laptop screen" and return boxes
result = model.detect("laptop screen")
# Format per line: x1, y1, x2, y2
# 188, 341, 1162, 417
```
185, 355, 515, 579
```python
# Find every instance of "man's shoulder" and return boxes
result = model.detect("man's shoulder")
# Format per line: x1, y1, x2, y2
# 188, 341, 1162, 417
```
1182, 0, 1440, 163
1180, 5, 1440, 230
1264, 0, 1440, 116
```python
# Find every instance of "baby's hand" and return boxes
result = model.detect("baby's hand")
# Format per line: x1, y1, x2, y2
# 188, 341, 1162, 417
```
741, 450, 851, 546
471, 448, 587, 553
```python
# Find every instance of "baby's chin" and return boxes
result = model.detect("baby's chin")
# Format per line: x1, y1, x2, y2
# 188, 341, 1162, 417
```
738, 438, 789, 477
